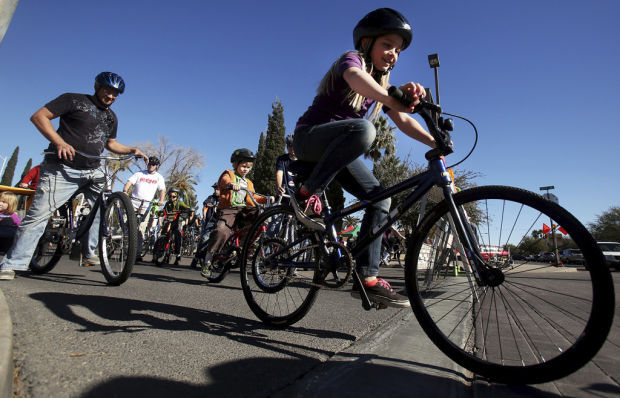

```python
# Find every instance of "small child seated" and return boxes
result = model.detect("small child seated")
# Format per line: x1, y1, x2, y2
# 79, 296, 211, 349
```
200, 148, 273, 277
0, 192, 22, 253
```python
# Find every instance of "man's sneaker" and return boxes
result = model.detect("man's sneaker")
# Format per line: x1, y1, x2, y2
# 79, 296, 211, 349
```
351, 278, 410, 308
0, 270, 15, 280
190, 257, 199, 268
80, 256, 100, 267
174, 256, 181, 266
135, 255, 143, 262
290, 193, 325, 232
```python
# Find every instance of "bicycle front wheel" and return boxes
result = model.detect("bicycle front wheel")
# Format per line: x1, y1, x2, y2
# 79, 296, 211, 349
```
99, 192, 137, 285
406, 185, 615, 384
240, 205, 321, 328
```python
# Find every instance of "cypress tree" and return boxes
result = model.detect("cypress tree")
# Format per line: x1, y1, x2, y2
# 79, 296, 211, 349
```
19, 158, 33, 182
249, 132, 265, 182
252, 99, 286, 195
1, 146, 19, 186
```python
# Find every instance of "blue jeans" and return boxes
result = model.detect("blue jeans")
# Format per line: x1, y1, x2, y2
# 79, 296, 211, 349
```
294, 119, 391, 277
0, 161, 104, 271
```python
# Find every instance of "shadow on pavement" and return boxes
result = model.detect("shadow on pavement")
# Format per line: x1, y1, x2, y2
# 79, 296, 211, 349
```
78, 357, 464, 398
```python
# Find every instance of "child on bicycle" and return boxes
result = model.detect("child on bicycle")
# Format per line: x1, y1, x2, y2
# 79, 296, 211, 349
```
200, 148, 273, 278
162, 187, 191, 265
0, 192, 21, 253
291, 8, 436, 307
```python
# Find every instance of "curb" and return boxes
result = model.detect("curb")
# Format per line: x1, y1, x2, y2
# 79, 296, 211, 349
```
0, 288, 12, 398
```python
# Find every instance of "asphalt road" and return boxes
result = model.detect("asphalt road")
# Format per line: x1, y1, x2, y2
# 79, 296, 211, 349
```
2, 255, 411, 397
2, 257, 619, 398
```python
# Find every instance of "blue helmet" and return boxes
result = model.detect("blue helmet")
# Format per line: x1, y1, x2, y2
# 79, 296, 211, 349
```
95, 72, 125, 94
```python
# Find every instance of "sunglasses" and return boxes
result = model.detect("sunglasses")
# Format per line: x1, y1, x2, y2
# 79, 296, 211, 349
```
170, 195, 177, 198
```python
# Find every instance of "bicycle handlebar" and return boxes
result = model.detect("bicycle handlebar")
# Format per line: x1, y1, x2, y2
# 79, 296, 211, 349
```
388, 86, 453, 158
227, 184, 273, 207
43, 149, 140, 161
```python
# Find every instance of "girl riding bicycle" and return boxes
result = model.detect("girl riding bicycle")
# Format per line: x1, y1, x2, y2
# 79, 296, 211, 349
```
291, 8, 436, 307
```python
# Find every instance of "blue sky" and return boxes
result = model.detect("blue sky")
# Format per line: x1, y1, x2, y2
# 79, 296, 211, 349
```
1, 0, 619, 227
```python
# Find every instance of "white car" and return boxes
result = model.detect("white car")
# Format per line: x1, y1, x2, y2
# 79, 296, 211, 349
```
597, 242, 620, 270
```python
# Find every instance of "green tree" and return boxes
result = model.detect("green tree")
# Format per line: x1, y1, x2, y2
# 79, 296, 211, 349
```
251, 99, 286, 195
19, 158, 33, 182
365, 115, 396, 164
589, 206, 620, 242
1, 146, 19, 186
249, 132, 265, 182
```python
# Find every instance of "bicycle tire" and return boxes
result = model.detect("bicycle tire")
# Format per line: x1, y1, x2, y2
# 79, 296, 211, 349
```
203, 244, 237, 283
240, 205, 321, 328
99, 192, 137, 285
406, 185, 615, 384
30, 215, 66, 274
152, 236, 168, 266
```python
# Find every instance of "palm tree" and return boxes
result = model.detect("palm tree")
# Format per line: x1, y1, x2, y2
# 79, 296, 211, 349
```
365, 115, 396, 164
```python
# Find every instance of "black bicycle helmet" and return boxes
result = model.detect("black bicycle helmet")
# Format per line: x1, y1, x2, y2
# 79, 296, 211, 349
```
148, 156, 160, 166
95, 71, 125, 94
230, 148, 256, 163
353, 8, 412, 52
285, 135, 294, 146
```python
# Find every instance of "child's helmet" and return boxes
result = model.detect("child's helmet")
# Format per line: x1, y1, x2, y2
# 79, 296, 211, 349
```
353, 8, 412, 52
285, 135, 294, 146
230, 148, 256, 163
95, 72, 125, 94
168, 187, 180, 195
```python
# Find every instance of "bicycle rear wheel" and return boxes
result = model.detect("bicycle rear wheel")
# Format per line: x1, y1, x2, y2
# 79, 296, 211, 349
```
99, 192, 137, 285
406, 185, 615, 384
30, 214, 67, 274
240, 205, 321, 328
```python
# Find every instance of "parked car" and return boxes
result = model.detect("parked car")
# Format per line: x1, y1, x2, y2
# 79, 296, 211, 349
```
597, 242, 620, 270
538, 251, 556, 262
560, 248, 584, 265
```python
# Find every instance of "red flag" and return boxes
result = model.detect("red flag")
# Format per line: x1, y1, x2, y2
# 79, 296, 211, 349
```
558, 226, 568, 235
542, 223, 551, 235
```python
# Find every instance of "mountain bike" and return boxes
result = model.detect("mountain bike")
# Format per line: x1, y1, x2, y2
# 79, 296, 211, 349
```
30, 151, 139, 286
152, 209, 189, 266
238, 87, 616, 384
200, 188, 272, 283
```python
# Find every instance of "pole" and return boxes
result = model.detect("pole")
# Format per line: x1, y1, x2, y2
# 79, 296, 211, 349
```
539, 186, 562, 267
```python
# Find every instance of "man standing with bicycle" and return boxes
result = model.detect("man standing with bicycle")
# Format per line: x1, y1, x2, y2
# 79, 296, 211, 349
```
0, 72, 146, 280
123, 156, 166, 262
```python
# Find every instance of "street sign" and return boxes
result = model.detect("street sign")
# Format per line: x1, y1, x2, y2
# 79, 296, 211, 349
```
539, 185, 555, 190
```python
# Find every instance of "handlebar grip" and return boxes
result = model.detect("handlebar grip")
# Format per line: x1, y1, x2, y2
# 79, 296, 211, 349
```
388, 86, 413, 107
388, 86, 443, 114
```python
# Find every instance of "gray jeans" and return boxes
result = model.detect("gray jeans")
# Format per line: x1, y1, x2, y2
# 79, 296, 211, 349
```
0, 161, 103, 271
294, 119, 390, 277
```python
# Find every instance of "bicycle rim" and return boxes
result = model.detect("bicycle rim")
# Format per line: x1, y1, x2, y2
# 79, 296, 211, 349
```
100, 192, 137, 285
240, 205, 321, 327
406, 185, 615, 384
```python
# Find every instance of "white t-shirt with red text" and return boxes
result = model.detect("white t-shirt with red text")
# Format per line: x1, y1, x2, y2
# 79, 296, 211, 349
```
127, 170, 166, 211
